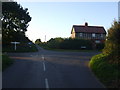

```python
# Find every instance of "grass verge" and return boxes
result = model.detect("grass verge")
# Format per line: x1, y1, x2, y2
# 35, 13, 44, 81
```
89, 53, 119, 88
2, 54, 14, 71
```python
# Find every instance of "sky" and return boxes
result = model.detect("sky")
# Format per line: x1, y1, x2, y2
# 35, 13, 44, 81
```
17, 1, 118, 42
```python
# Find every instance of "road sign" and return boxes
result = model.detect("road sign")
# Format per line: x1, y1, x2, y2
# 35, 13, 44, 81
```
11, 42, 20, 51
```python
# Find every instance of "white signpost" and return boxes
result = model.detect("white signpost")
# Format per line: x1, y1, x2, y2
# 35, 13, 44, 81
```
11, 42, 20, 51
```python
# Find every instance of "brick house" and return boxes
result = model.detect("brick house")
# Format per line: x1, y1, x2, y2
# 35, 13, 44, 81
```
71, 22, 106, 48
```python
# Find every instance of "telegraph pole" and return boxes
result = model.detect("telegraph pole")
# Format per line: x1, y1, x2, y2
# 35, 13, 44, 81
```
45, 35, 46, 42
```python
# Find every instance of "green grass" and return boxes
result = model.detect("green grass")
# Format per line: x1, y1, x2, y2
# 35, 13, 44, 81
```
3, 43, 38, 53
90, 54, 119, 88
2, 54, 14, 71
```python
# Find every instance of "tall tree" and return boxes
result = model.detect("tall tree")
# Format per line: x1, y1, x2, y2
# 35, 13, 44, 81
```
35, 39, 41, 44
103, 21, 120, 64
2, 2, 31, 45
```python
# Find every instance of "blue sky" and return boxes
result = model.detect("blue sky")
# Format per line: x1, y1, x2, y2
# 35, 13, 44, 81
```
18, 2, 118, 42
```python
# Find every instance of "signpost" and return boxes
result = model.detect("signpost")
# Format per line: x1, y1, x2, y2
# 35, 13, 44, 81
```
11, 42, 20, 51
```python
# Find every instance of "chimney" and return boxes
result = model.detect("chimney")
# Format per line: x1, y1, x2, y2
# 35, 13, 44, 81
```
85, 22, 88, 26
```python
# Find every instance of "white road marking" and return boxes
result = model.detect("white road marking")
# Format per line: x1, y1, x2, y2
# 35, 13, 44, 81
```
42, 55, 45, 60
45, 78, 49, 89
43, 61, 46, 71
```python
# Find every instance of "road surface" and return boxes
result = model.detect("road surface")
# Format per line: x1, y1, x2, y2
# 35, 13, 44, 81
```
3, 45, 105, 88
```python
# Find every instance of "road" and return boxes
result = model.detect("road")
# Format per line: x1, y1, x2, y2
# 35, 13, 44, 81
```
3, 45, 105, 88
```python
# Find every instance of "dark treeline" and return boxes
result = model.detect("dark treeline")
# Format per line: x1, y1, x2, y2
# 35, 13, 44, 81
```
47, 38, 93, 50
37, 38, 104, 50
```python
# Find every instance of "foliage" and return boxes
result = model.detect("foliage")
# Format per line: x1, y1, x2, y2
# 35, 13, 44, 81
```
46, 37, 93, 50
2, 54, 14, 71
47, 37, 64, 49
90, 20, 120, 88
96, 43, 105, 50
103, 21, 120, 64
90, 54, 119, 88
3, 43, 38, 52
2, 2, 32, 45
35, 39, 42, 44
60, 38, 92, 50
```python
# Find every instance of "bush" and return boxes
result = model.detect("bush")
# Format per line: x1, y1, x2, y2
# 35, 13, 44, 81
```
90, 54, 119, 88
103, 21, 120, 64
96, 43, 105, 50
2, 54, 14, 71
46, 38, 93, 50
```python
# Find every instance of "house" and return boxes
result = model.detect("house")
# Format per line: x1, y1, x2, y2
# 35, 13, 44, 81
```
71, 22, 106, 44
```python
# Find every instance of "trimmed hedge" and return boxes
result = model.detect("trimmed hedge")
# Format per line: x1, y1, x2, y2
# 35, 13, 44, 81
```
46, 38, 93, 50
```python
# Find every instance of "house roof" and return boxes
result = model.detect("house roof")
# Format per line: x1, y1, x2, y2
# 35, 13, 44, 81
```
71, 24, 106, 34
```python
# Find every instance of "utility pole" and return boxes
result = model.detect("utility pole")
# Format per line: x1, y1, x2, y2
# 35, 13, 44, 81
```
45, 35, 46, 42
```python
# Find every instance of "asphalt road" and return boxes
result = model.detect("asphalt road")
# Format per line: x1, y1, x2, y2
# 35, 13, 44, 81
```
3, 45, 105, 88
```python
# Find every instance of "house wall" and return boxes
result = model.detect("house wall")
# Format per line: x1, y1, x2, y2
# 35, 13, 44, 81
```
71, 28, 76, 38
71, 33, 75, 38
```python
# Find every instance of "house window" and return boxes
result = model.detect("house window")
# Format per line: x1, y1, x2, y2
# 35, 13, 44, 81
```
79, 33, 83, 37
92, 33, 95, 37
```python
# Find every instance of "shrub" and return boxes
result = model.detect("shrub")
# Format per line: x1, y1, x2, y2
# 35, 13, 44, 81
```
2, 54, 14, 70
46, 38, 93, 50
103, 21, 120, 64
96, 43, 105, 50
90, 54, 119, 88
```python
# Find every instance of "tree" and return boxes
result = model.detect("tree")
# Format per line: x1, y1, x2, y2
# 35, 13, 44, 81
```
47, 37, 64, 49
103, 20, 120, 64
2, 2, 31, 45
35, 39, 41, 44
